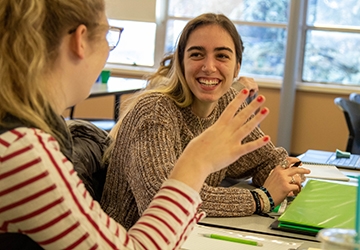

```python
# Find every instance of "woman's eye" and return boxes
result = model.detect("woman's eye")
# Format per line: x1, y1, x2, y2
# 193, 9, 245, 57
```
190, 52, 203, 58
217, 53, 230, 59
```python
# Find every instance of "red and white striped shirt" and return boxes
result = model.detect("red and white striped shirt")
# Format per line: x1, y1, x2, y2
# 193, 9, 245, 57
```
0, 127, 203, 249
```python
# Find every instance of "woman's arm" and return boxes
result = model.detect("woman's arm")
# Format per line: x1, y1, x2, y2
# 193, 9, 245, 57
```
1, 89, 272, 249
0, 128, 202, 250
121, 93, 270, 218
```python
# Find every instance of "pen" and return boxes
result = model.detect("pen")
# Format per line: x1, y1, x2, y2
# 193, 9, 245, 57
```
200, 233, 263, 247
292, 161, 302, 167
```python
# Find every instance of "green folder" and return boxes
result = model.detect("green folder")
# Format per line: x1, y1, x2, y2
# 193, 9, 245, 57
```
278, 179, 356, 234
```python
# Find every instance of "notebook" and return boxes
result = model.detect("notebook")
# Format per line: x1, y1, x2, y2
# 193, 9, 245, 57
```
300, 149, 360, 170
275, 179, 356, 236
302, 163, 350, 181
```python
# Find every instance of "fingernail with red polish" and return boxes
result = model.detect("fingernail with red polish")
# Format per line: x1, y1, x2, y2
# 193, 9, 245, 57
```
260, 108, 267, 115
242, 89, 249, 95
257, 96, 264, 102
263, 136, 270, 142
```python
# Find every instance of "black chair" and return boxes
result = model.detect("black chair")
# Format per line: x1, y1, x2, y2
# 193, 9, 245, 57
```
334, 97, 360, 154
68, 106, 116, 132
67, 119, 112, 202
349, 92, 360, 104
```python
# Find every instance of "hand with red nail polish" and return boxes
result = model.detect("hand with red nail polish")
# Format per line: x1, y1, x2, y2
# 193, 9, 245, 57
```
172, 89, 271, 189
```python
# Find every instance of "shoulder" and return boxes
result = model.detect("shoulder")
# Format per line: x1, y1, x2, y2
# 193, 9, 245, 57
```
137, 92, 178, 110
0, 127, 70, 176
0, 127, 59, 154
128, 92, 181, 122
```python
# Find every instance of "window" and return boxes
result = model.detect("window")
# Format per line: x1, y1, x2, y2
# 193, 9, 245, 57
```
165, 0, 289, 78
105, 0, 157, 68
106, 0, 360, 86
302, 0, 360, 84
107, 19, 156, 67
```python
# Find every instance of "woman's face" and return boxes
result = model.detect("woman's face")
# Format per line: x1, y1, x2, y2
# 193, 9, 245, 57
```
74, 14, 110, 106
183, 24, 240, 109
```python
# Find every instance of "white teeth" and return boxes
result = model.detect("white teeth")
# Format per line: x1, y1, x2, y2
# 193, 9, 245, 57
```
198, 79, 219, 85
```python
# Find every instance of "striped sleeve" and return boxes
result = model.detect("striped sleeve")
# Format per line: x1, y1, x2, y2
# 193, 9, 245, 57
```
0, 128, 203, 249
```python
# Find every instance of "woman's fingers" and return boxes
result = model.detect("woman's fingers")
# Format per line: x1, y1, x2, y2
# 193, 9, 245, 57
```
191, 90, 270, 174
288, 166, 311, 176
237, 77, 259, 96
287, 157, 302, 166
217, 91, 270, 160
265, 166, 311, 204
232, 94, 267, 128
218, 89, 265, 126
217, 88, 253, 124
171, 90, 271, 192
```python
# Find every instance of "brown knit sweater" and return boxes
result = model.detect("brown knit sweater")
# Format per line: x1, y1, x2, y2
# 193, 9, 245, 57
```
101, 88, 288, 230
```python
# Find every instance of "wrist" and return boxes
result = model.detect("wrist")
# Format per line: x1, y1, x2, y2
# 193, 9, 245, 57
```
259, 186, 275, 211
170, 158, 208, 192
250, 190, 262, 214
254, 189, 270, 213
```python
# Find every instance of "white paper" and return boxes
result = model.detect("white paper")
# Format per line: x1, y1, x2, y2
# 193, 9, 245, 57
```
302, 163, 350, 181
180, 225, 303, 250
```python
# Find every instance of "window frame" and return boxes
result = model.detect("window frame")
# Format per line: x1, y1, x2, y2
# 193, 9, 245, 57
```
106, 0, 360, 90
298, 0, 360, 86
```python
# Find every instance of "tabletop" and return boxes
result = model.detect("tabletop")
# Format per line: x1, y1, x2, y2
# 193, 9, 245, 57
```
194, 169, 360, 250
90, 77, 147, 97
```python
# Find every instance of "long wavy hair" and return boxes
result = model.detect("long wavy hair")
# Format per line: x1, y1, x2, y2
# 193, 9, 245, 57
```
106, 13, 244, 160
0, 0, 104, 147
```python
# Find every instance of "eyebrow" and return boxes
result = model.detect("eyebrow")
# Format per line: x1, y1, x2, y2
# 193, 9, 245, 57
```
186, 46, 234, 54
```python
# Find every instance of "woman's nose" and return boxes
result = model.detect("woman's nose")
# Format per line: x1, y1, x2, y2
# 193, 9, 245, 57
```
201, 58, 216, 74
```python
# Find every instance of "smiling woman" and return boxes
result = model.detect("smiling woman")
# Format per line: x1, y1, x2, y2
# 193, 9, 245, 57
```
101, 13, 309, 231
0, 2, 275, 250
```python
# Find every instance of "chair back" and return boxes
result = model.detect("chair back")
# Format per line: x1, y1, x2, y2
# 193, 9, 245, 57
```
334, 97, 360, 154
349, 93, 360, 104
67, 119, 112, 201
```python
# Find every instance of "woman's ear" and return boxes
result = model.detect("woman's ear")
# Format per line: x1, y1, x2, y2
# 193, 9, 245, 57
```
69, 24, 87, 59
234, 62, 241, 78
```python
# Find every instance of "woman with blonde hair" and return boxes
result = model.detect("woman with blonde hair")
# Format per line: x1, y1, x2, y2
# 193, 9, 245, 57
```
0, 1, 273, 249
101, 13, 309, 230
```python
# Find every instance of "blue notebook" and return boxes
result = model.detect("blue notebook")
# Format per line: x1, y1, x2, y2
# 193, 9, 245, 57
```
300, 149, 360, 170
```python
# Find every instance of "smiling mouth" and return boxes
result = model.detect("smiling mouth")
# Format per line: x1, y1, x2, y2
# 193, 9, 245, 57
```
198, 78, 221, 86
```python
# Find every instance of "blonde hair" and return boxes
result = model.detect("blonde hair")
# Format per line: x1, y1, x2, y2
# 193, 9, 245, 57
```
106, 13, 244, 160
0, 0, 104, 146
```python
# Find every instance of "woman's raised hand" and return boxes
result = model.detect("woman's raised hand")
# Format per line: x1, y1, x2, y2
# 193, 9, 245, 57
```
170, 89, 270, 191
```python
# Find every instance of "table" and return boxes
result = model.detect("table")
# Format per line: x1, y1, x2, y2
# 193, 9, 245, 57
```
198, 215, 321, 249
182, 224, 314, 250
89, 77, 147, 121
195, 169, 360, 249
69, 77, 147, 123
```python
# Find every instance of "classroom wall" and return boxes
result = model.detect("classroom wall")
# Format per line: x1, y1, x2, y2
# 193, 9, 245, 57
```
258, 87, 349, 156
66, 77, 351, 156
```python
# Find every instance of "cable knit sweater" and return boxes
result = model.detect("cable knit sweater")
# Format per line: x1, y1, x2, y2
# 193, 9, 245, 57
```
101, 87, 288, 230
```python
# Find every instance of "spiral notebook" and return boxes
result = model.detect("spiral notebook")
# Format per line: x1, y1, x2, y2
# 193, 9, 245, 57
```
302, 163, 349, 181
300, 149, 360, 170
